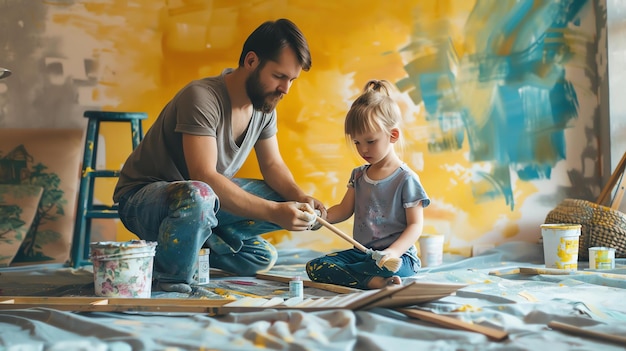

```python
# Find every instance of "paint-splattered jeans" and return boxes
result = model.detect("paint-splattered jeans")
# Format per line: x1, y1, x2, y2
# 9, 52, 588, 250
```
305, 246, 420, 289
117, 179, 283, 284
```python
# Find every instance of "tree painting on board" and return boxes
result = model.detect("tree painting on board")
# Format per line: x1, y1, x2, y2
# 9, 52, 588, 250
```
1, 145, 65, 262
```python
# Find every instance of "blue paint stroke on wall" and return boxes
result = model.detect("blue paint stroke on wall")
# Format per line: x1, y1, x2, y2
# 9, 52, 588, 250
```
397, 0, 588, 210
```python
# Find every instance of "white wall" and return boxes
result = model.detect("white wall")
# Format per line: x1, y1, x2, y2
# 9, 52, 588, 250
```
607, 0, 626, 212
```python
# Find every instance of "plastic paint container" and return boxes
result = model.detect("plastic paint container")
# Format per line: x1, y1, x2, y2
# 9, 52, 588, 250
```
588, 247, 616, 270
90, 240, 157, 298
418, 235, 445, 267
194, 248, 210, 285
540, 224, 581, 271
289, 276, 303, 300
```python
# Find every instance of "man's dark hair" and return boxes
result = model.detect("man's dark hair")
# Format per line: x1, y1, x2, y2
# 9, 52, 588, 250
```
238, 18, 311, 71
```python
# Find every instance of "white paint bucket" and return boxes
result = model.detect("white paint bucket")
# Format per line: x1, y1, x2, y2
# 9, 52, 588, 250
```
588, 247, 616, 270
540, 224, 581, 271
90, 240, 157, 298
418, 235, 445, 267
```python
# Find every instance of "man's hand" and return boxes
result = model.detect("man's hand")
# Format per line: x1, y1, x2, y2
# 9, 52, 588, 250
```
272, 201, 319, 231
295, 195, 326, 230
298, 195, 327, 219
307, 209, 323, 230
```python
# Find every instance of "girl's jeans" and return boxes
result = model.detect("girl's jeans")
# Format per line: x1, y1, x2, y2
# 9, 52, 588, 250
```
306, 247, 421, 289
117, 179, 283, 284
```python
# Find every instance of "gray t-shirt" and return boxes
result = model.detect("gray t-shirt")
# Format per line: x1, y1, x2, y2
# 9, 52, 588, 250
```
113, 69, 277, 202
350, 163, 431, 249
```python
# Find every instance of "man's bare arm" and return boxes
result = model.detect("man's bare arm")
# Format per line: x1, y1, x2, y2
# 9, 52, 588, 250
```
255, 136, 326, 216
182, 134, 313, 230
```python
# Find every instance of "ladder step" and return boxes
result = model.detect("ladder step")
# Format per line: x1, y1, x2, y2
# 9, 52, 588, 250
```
85, 170, 120, 177
86, 209, 119, 218
91, 204, 118, 211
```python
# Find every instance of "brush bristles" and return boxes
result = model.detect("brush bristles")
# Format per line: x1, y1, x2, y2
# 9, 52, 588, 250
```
381, 257, 402, 273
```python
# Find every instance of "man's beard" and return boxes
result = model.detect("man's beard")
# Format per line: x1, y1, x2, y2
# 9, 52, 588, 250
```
245, 68, 282, 113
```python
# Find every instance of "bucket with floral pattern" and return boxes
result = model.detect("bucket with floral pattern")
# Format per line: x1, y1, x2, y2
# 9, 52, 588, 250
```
90, 240, 157, 298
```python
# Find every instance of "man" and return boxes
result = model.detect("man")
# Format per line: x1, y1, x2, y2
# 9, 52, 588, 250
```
113, 19, 325, 293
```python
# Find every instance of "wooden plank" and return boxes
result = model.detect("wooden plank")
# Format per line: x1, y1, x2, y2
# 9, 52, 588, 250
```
597, 151, 626, 206
256, 273, 361, 294
488, 268, 520, 276
397, 308, 509, 341
519, 267, 626, 280
301, 298, 329, 307
329, 291, 372, 308
611, 181, 625, 210
0, 296, 235, 314
282, 297, 305, 307
367, 294, 457, 309
223, 297, 270, 308
0, 280, 464, 314
548, 321, 626, 345
0, 296, 235, 306
344, 285, 405, 309
262, 297, 286, 307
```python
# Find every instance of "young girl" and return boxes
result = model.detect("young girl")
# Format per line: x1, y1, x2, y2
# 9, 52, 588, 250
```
306, 79, 430, 290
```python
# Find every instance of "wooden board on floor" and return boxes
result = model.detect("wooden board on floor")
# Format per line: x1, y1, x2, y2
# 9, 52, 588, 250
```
397, 308, 509, 341
0, 296, 234, 314
0, 280, 466, 314
519, 267, 626, 280
548, 321, 626, 345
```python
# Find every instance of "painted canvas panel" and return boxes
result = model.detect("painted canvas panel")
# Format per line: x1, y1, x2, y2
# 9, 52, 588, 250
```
0, 129, 83, 265
0, 0, 606, 256
0, 185, 43, 266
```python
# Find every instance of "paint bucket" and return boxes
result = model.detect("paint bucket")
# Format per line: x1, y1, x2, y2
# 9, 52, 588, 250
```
588, 247, 616, 270
90, 240, 157, 298
418, 235, 445, 267
540, 224, 581, 271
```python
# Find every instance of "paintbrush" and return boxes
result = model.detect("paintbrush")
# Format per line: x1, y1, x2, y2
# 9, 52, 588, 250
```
315, 216, 402, 273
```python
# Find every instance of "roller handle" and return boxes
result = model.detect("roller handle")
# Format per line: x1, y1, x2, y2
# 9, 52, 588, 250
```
315, 217, 369, 253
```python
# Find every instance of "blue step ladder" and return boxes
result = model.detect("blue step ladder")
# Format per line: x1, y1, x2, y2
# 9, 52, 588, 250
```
70, 110, 148, 268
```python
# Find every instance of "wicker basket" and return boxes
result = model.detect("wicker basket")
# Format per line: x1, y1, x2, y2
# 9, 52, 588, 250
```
545, 198, 626, 260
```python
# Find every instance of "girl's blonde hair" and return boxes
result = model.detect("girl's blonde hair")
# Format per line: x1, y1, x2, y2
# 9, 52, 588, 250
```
344, 79, 402, 138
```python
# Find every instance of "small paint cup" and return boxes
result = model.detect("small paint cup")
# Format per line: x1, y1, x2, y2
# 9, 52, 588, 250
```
540, 224, 581, 271
289, 276, 303, 300
588, 247, 616, 270
418, 235, 445, 267
194, 248, 211, 285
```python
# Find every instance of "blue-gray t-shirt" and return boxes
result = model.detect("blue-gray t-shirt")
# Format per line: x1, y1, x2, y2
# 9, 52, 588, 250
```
350, 163, 430, 249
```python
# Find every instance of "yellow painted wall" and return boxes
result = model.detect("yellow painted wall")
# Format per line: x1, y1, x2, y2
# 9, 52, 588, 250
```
39, 0, 599, 255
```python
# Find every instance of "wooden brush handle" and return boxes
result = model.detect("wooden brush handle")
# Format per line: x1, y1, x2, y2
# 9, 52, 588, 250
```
397, 308, 509, 341
316, 217, 369, 253
548, 321, 626, 345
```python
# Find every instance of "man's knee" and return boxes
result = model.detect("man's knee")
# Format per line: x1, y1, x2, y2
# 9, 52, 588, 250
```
166, 181, 219, 225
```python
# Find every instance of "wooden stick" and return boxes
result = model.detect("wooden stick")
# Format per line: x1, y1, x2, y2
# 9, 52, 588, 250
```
548, 321, 626, 345
611, 181, 625, 210
315, 217, 368, 252
518, 267, 626, 280
397, 308, 509, 341
315, 217, 402, 272
597, 151, 626, 206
